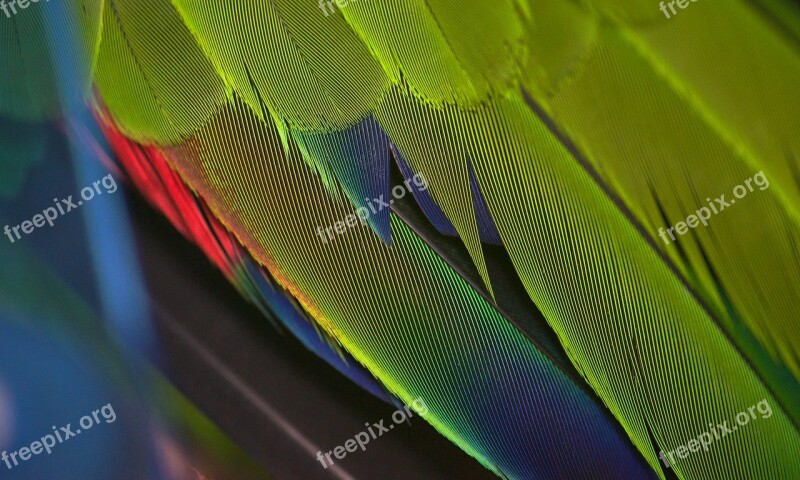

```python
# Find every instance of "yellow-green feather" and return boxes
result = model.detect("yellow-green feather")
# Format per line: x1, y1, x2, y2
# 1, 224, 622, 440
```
171, 0, 390, 131
0, 0, 101, 121
93, 0, 230, 144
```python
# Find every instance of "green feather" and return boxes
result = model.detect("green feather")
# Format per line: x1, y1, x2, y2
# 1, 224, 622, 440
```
172, 0, 390, 130
93, 0, 229, 144
0, 0, 101, 120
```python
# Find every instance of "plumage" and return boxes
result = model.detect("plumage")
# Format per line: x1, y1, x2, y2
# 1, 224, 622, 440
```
2, 0, 799, 478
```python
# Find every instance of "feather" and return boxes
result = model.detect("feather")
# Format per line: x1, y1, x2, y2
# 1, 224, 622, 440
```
524, 0, 800, 424
0, 0, 100, 120
2, 0, 799, 477
92, 0, 228, 143
172, 0, 389, 130
147, 98, 657, 478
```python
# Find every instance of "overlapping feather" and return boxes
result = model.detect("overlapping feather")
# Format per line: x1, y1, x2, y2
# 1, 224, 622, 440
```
2, 0, 799, 478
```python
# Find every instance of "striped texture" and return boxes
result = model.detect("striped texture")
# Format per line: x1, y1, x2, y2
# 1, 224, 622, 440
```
1, 0, 798, 477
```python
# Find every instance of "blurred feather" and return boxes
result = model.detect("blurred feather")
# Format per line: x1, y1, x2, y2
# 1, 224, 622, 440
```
1, 0, 799, 478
